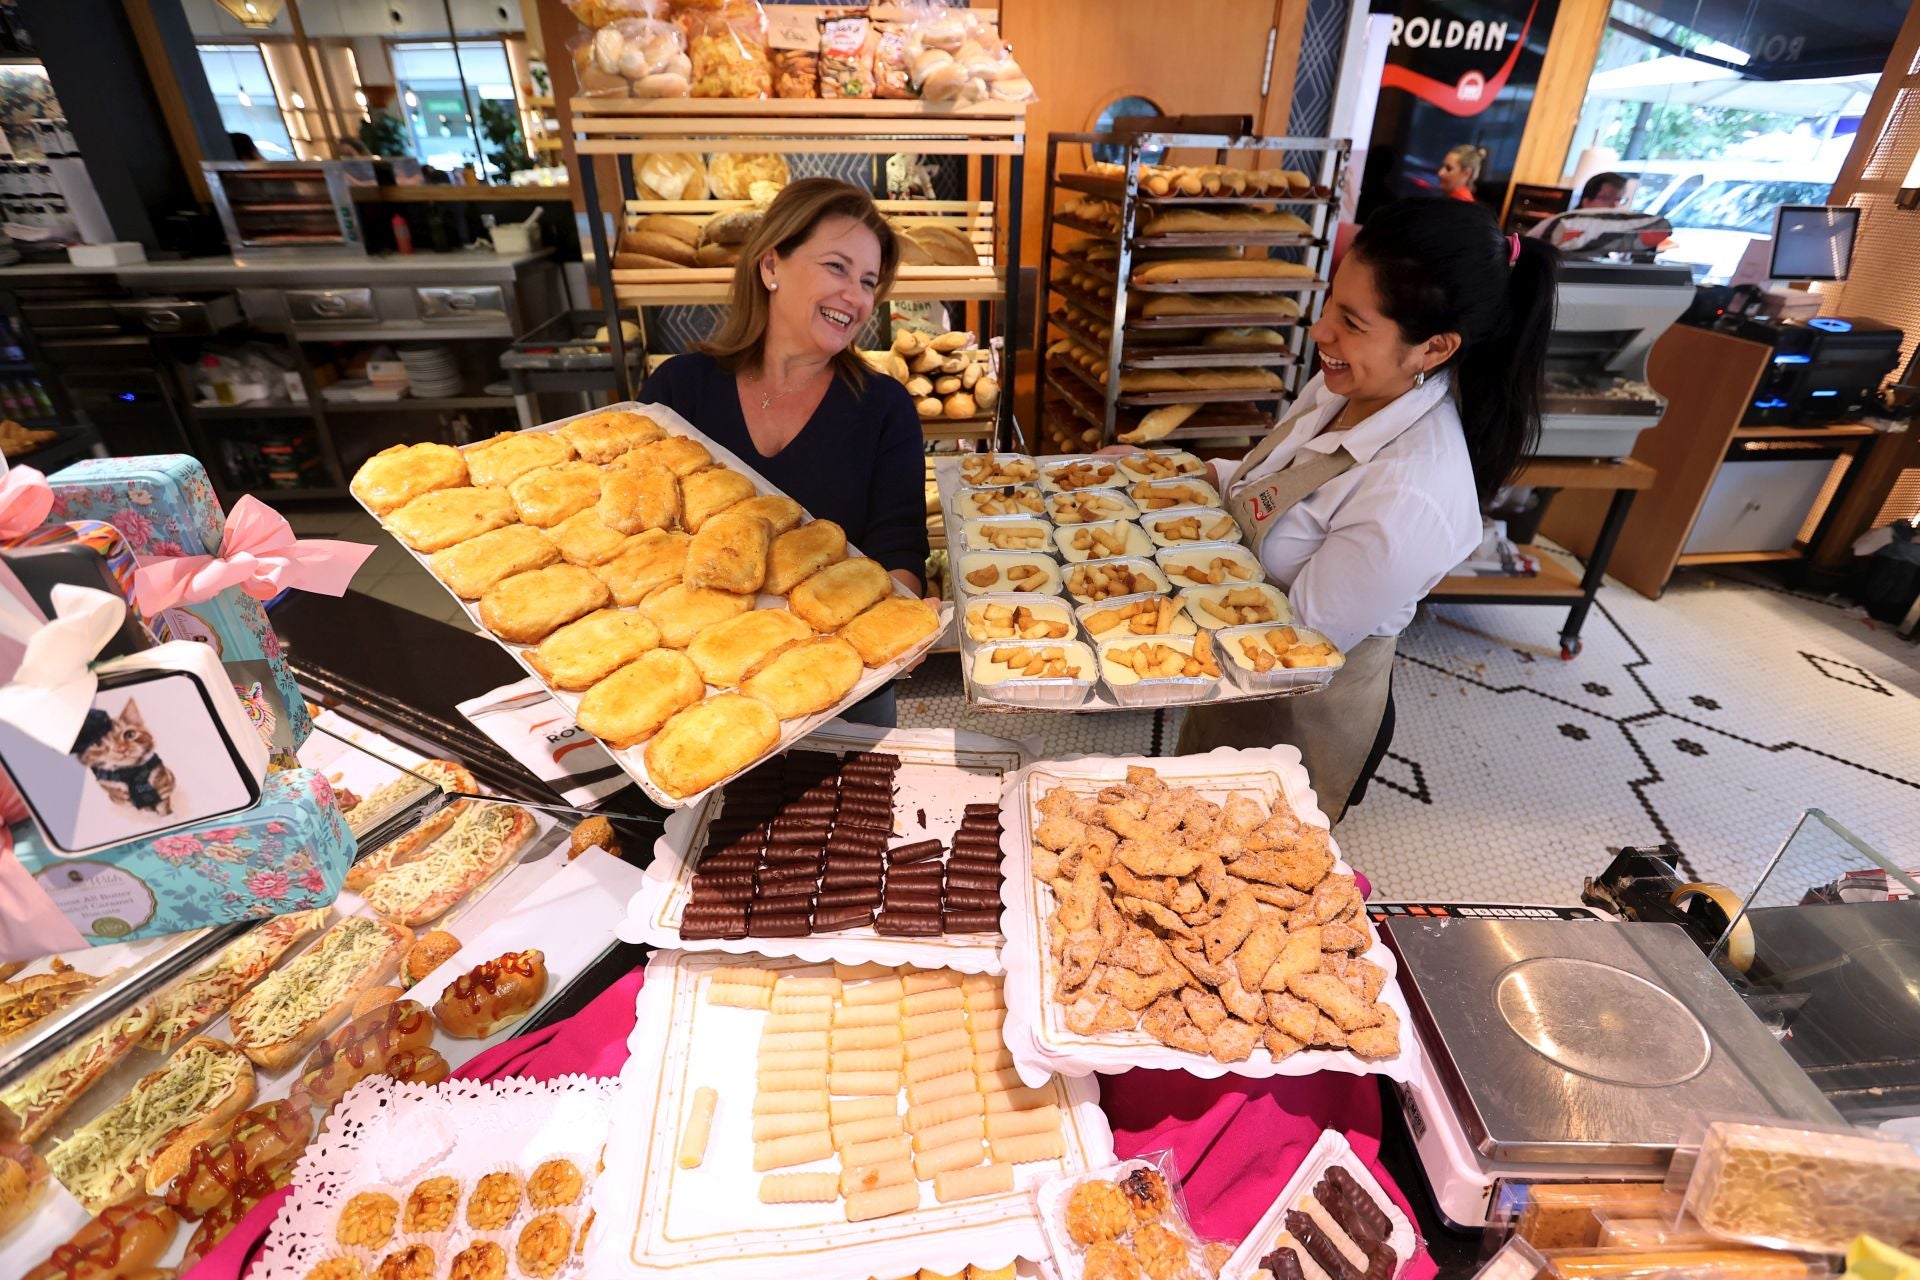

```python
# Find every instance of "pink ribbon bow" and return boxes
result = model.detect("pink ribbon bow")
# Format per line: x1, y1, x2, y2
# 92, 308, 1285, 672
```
133, 494, 376, 613
0, 457, 53, 540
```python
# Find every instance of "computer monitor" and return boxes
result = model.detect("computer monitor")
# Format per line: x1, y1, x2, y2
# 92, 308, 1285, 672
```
1769, 205, 1860, 282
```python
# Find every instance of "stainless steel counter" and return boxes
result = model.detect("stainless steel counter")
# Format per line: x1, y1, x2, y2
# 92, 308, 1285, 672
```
0, 248, 551, 288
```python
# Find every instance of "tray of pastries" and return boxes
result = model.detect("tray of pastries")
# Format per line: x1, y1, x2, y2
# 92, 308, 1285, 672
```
351, 404, 950, 808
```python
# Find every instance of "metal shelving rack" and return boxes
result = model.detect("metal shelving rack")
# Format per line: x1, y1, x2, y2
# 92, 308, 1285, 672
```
1035, 130, 1348, 450
570, 96, 1026, 447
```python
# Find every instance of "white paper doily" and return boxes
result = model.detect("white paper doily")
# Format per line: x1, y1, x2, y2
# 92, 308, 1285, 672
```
621, 721, 1041, 973
255, 1074, 618, 1280
996, 745, 1423, 1085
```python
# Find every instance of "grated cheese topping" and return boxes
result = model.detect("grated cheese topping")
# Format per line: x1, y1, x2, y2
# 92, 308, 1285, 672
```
231, 918, 397, 1045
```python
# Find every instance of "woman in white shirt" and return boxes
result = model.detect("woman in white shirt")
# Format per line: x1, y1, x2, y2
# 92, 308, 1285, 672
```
1176, 197, 1559, 822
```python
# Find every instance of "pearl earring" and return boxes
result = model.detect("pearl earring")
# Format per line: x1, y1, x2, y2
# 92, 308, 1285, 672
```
767, 278, 778, 291
1413, 369, 1427, 387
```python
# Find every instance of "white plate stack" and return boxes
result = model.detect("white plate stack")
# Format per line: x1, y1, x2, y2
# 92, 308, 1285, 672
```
398, 345, 462, 398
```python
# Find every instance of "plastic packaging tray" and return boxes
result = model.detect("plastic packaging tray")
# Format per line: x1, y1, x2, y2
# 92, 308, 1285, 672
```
954, 483, 1048, 520
1063, 555, 1171, 604
1216, 622, 1343, 695
960, 592, 1079, 646
1142, 504, 1244, 548
960, 516, 1057, 555
1039, 454, 1129, 493
1055, 518, 1156, 564
1178, 582, 1293, 630
1045, 487, 1140, 525
1114, 449, 1207, 484
1073, 590, 1196, 642
1156, 540, 1266, 588
1094, 633, 1225, 707
968, 638, 1098, 709
956, 550, 1066, 598
1128, 477, 1223, 511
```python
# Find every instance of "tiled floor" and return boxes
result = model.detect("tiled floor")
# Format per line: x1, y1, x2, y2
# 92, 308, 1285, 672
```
308, 505, 1918, 909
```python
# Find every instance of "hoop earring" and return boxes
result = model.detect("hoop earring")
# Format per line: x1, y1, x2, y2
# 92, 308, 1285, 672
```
1413, 369, 1427, 387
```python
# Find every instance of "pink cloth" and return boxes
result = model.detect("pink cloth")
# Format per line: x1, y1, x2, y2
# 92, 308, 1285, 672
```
188, 965, 1434, 1280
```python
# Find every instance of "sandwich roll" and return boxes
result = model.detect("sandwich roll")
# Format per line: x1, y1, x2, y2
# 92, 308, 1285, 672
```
162, 1099, 312, 1220
434, 949, 549, 1039
0, 1141, 48, 1236
299, 999, 436, 1106
24, 1198, 179, 1280
227, 917, 413, 1072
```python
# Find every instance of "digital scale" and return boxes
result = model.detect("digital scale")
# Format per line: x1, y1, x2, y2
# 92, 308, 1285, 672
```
1373, 909, 1842, 1230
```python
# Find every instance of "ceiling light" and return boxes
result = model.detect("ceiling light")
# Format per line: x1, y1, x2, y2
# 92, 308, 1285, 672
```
236, 89, 253, 107
354, 89, 367, 107
213, 0, 284, 28
405, 89, 418, 108
290, 91, 305, 109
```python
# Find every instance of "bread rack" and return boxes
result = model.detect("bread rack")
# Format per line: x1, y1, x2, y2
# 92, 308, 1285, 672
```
1035, 129, 1349, 450
570, 97, 1028, 447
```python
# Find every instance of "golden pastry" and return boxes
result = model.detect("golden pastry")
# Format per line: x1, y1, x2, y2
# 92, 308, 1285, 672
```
374, 1244, 435, 1280
305, 1259, 367, 1280
449, 1240, 506, 1280
739, 635, 864, 719
838, 596, 940, 667
465, 1169, 524, 1230
515, 1212, 573, 1280
685, 510, 771, 594
338, 1191, 399, 1249
528, 1158, 584, 1209
402, 1175, 459, 1233
686, 608, 812, 687
351, 442, 468, 514
621, 435, 712, 476
427, 524, 558, 599
508, 461, 602, 528
681, 467, 758, 532
1131, 1222, 1192, 1280
1082, 1241, 1143, 1280
477, 564, 611, 644
598, 466, 681, 535
728, 493, 805, 535
787, 556, 891, 631
558, 409, 666, 463
576, 649, 704, 749
529, 607, 662, 690
639, 583, 754, 648
645, 693, 780, 799
546, 508, 635, 567
764, 519, 847, 595
593, 528, 689, 606
464, 431, 575, 488
385, 487, 517, 553
1065, 1181, 1132, 1245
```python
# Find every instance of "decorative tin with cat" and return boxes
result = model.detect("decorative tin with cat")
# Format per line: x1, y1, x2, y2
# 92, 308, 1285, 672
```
48, 456, 315, 764
7, 767, 353, 949
0, 518, 162, 662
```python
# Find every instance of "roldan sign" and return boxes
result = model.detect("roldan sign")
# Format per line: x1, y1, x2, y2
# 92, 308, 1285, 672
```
1379, 1, 1541, 116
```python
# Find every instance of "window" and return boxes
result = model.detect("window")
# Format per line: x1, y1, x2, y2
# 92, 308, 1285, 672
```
1664, 178, 1834, 233
198, 43, 295, 160
390, 40, 516, 178
1090, 96, 1167, 167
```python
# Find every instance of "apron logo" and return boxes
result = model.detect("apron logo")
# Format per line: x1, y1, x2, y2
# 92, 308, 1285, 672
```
1251, 486, 1281, 522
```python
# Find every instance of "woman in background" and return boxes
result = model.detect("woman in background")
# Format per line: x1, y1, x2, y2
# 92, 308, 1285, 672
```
1175, 198, 1559, 822
641, 178, 927, 726
1436, 144, 1486, 203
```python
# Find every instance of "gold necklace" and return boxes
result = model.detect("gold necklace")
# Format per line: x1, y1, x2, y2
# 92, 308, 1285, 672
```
752, 367, 823, 411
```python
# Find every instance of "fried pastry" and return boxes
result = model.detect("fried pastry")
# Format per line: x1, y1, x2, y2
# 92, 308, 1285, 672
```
352, 442, 468, 514
593, 528, 689, 605
729, 493, 805, 535
557, 409, 666, 463
644, 693, 780, 798
477, 564, 611, 644
598, 466, 680, 535
787, 557, 891, 631
546, 508, 635, 566
464, 431, 575, 488
427, 524, 558, 598
386, 487, 517, 552
686, 608, 812, 687
739, 635, 863, 718
1065, 1181, 1132, 1245
681, 467, 758, 532
838, 597, 940, 666
508, 461, 602, 528
528, 607, 662, 690
575, 648, 703, 749
764, 519, 847, 595
621, 434, 712, 476
639, 583, 754, 647
685, 510, 771, 594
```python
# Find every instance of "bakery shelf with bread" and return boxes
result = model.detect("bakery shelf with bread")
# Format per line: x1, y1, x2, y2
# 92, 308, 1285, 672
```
1035, 128, 1348, 449
570, 96, 1026, 442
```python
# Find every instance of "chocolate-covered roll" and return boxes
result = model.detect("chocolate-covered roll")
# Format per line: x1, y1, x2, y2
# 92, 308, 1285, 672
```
1285, 1211, 1359, 1280
815, 886, 883, 908
843, 751, 900, 768
766, 834, 831, 851
941, 910, 1000, 933
962, 802, 1000, 817
950, 834, 1003, 855
823, 858, 885, 877
943, 873, 1004, 895
837, 792, 894, 808
681, 919, 749, 940
758, 865, 822, 886
827, 837, 889, 857
822, 870, 884, 891
690, 869, 758, 889
887, 839, 945, 862
694, 849, 762, 869
1319, 1168, 1392, 1250
943, 860, 1003, 881
939, 890, 1003, 911
835, 814, 896, 832
881, 890, 944, 914
747, 909, 813, 937
885, 860, 945, 877
1260, 1247, 1307, 1280
812, 905, 876, 932
874, 909, 939, 936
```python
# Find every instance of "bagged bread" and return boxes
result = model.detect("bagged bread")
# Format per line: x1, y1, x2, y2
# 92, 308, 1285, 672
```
771, 48, 817, 97
637, 152, 708, 200
684, 0, 772, 98
707, 152, 789, 200
873, 22, 912, 98
819, 15, 876, 98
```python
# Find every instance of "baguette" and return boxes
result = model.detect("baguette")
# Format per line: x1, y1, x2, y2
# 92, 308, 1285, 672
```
1134, 257, 1318, 282
1140, 293, 1303, 319
161, 1098, 312, 1220
614, 252, 685, 271
343, 761, 478, 892
619, 230, 697, 266
360, 804, 538, 927
44, 1036, 255, 1210
0, 1140, 49, 1235
299, 998, 436, 1105
23, 1197, 178, 1280
0, 997, 155, 1144
632, 213, 700, 247
228, 917, 413, 1071
141, 908, 328, 1052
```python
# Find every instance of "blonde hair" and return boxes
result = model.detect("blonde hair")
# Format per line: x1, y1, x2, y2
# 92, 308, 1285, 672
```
1446, 144, 1488, 183
701, 177, 900, 391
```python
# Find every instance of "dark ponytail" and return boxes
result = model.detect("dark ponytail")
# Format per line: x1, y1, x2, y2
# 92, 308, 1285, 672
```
1349, 198, 1559, 501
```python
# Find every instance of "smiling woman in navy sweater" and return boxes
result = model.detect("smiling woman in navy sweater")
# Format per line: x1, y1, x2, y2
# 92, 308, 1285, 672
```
641, 178, 928, 725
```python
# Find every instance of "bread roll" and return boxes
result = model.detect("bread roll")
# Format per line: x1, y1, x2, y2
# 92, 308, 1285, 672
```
621, 231, 697, 265
433, 950, 549, 1040
944, 393, 977, 419
916, 397, 942, 419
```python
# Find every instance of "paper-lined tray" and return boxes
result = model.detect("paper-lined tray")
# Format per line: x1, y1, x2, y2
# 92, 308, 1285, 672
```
996, 746, 1421, 1085
352, 402, 951, 809
622, 720, 1038, 974
1219, 1129, 1419, 1280
932, 457, 1336, 713
584, 950, 1116, 1280
254, 1074, 619, 1280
